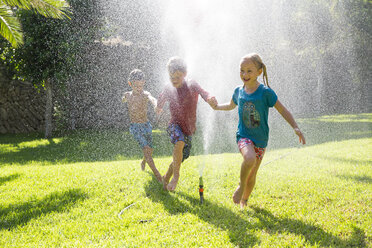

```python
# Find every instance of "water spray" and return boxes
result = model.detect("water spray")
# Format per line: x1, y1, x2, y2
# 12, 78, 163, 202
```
262, 147, 300, 166
199, 176, 204, 204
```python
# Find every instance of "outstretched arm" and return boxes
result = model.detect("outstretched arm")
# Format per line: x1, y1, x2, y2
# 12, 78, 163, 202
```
206, 96, 218, 109
213, 99, 237, 111
122, 92, 130, 103
274, 100, 306, 145
155, 106, 162, 116
155, 90, 166, 117
147, 92, 158, 110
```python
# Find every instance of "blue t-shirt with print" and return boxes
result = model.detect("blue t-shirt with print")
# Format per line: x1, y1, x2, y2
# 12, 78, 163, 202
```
232, 84, 278, 148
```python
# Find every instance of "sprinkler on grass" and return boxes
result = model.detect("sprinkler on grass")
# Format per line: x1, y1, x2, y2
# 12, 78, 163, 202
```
199, 176, 204, 204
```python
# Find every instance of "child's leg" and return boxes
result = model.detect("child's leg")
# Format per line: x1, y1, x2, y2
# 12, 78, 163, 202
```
143, 146, 162, 182
167, 140, 185, 191
129, 122, 150, 171
141, 157, 146, 170
232, 144, 257, 204
162, 162, 173, 190
240, 158, 263, 207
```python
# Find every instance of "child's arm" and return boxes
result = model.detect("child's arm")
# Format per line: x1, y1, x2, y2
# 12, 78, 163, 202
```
155, 106, 162, 116
147, 93, 158, 110
191, 81, 218, 109
122, 92, 130, 103
213, 99, 237, 111
206, 96, 218, 109
155, 89, 167, 117
274, 100, 306, 145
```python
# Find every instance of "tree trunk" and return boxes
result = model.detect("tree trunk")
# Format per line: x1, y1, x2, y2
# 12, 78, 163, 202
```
67, 80, 76, 130
44, 79, 53, 138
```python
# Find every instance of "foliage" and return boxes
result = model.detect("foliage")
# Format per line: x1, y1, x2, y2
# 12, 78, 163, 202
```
0, 114, 371, 247
0, 0, 102, 86
281, 0, 372, 114
0, 0, 103, 135
0, 0, 69, 48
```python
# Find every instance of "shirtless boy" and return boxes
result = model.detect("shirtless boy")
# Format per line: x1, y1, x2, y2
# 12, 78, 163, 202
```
122, 69, 162, 182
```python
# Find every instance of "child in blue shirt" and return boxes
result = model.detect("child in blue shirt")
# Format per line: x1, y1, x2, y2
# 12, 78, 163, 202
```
213, 53, 306, 208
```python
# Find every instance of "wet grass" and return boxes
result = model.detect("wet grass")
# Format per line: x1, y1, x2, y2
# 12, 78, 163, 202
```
0, 113, 371, 247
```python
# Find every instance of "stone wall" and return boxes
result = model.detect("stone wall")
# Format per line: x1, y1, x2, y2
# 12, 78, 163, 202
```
0, 79, 45, 134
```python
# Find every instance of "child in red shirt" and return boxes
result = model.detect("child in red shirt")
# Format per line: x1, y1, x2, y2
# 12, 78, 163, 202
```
156, 57, 217, 191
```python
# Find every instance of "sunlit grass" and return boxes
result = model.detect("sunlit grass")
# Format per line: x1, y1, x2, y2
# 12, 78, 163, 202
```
17, 138, 63, 148
0, 113, 371, 247
299, 112, 372, 123
0, 137, 64, 154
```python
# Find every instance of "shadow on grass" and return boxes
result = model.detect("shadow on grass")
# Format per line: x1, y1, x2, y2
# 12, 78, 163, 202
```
0, 188, 88, 230
337, 175, 372, 184
144, 177, 258, 247
250, 206, 367, 247
144, 177, 366, 247
0, 173, 21, 186
314, 155, 371, 165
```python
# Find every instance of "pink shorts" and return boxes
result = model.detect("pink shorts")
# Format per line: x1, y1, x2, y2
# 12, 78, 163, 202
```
237, 138, 266, 160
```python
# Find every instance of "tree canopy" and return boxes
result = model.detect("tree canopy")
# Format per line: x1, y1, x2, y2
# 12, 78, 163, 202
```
0, 0, 70, 48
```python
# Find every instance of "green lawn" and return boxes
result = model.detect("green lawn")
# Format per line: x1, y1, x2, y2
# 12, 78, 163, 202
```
0, 113, 371, 247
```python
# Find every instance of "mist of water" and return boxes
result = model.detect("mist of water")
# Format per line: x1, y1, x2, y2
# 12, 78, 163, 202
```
159, 0, 250, 176
157, 0, 371, 177
71, 0, 369, 160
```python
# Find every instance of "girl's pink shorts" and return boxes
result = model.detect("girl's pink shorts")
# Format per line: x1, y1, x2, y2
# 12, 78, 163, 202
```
237, 138, 266, 160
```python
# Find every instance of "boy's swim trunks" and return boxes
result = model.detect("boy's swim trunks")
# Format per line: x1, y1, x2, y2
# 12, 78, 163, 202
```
129, 122, 153, 148
167, 123, 192, 162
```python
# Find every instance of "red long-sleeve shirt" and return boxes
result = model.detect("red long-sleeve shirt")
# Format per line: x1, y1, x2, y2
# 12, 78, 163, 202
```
157, 79, 211, 136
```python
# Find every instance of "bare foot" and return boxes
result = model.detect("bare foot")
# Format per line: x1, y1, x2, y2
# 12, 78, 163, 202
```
166, 177, 178, 192
162, 175, 169, 191
140, 159, 146, 171
232, 185, 243, 205
240, 198, 248, 209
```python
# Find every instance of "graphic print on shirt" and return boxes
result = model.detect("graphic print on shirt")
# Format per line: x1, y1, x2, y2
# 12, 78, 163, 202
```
243, 102, 260, 128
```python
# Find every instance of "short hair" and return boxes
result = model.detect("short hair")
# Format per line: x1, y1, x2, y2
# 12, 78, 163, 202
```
128, 69, 145, 82
166, 56, 187, 74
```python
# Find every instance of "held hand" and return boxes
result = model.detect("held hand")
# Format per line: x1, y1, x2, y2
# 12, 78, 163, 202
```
207, 96, 218, 109
294, 128, 306, 145
155, 107, 163, 116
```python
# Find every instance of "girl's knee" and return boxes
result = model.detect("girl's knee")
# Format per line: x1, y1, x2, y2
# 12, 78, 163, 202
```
243, 154, 256, 165
242, 155, 256, 167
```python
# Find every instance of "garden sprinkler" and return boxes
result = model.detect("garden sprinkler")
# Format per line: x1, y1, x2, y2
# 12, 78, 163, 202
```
199, 176, 204, 204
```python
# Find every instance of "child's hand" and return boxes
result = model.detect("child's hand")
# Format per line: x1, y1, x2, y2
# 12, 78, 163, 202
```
294, 128, 306, 145
122, 92, 130, 102
207, 96, 218, 109
155, 107, 163, 116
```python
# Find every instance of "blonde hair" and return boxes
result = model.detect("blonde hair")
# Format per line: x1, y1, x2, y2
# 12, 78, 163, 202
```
166, 56, 187, 74
240, 53, 270, 88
